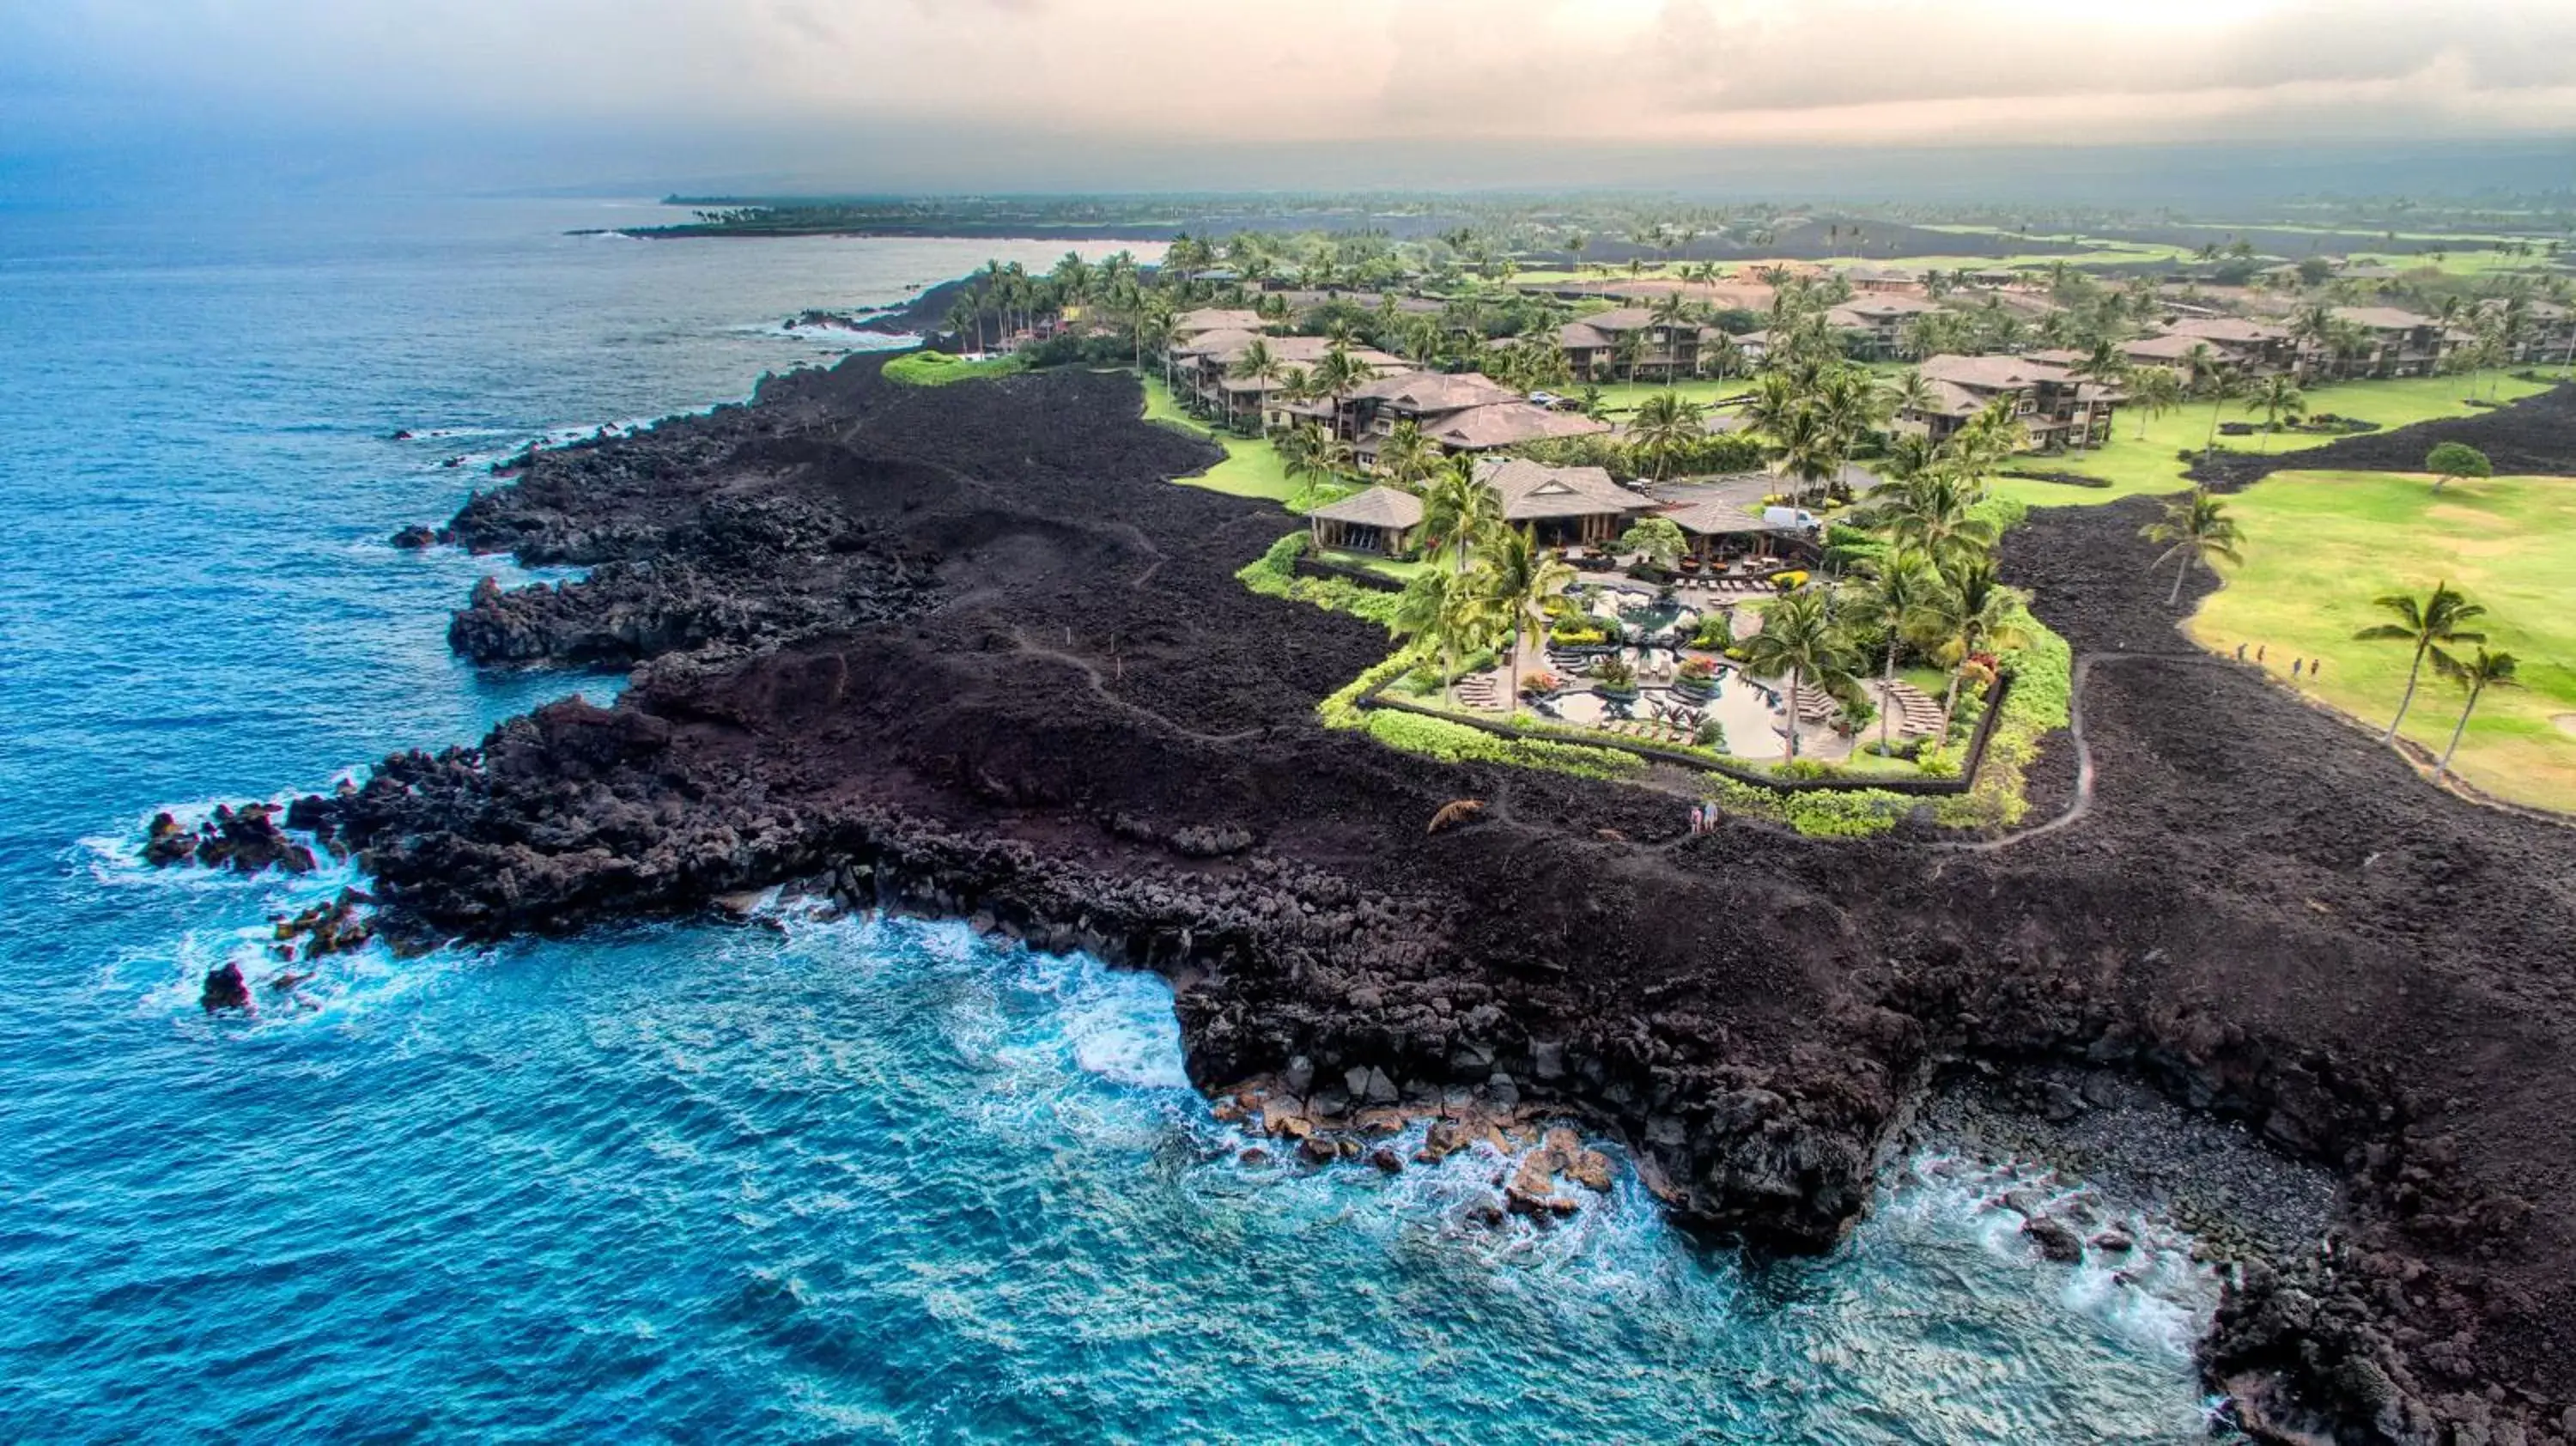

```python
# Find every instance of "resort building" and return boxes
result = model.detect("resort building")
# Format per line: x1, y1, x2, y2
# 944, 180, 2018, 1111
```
1558, 308, 1704, 381
1169, 308, 1264, 343
1825, 295, 1945, 360
1305, 486, 1424, 556
1900, 354, 2117, 452
2160, 316, 2299, 374
1474, 458, 1647, 548
1169, 331, 1403, 431
1844, 264, 1922, 294
2309, 307, 2454, 380
1339, 370, 1607, 466
2479, 298, 2576, 363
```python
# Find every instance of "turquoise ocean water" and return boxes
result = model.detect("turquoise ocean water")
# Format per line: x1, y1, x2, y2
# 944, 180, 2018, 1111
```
0, 195, 2228, 1442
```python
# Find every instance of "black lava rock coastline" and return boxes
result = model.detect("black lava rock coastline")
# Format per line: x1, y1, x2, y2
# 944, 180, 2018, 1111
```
224, 359, 2576, 1444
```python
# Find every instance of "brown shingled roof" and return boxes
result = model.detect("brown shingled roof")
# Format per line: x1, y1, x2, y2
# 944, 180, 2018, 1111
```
1308, 485, 1425, 531
1427, 404, 1612, 452
1350, 370, 1524, 413
1473, 457, 1637, 517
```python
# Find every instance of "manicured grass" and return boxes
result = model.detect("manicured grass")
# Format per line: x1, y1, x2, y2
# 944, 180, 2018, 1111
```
2185, 468, 2576, 813
1985, 373, 2560, 511
884, 349, 1028, 386
1139, 376, 1302, 502
1581, 379, 1758, 415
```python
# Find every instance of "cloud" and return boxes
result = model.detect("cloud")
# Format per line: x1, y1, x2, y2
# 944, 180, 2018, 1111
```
4, 0, 2572, 173
1364, 0, 2576, 143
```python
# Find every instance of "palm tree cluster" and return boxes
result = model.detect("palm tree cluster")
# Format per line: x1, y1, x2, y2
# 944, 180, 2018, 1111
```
1388, 481, 1571, 714
1716, 408, 2037, 763
1744, 348, 1899, 506
2354, 582, 2519, 781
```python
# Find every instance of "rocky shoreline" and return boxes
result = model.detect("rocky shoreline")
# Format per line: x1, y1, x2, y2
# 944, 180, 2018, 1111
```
167, 357, 2576, 1444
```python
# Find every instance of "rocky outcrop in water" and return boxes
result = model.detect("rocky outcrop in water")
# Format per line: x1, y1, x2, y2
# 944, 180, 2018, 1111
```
143, 805, 317, 876
282, 360, 2576, 1444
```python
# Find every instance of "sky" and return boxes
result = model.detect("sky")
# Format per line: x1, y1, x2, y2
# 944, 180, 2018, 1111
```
5, 0, 2575, 197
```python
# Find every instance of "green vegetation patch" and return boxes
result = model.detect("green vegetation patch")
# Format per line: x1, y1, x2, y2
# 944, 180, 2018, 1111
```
1985, 374, 2556, 510
1140, 377, 1307, 503
1358, 708, 1649, 783
1237, 532, 1402, 629
2186, 468, 2576, 814
884, 349, 1029, 386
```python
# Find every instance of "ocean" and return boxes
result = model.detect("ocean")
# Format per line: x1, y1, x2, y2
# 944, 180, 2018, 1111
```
0, 194, 2229, 1442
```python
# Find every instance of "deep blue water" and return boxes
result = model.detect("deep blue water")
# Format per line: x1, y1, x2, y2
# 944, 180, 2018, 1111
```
0, 196, 2228, 1442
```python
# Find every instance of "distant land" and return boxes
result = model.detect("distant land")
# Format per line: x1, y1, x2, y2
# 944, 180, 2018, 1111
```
589, 192, 2576, 276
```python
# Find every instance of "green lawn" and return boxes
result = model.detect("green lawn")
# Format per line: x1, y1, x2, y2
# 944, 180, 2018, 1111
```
1139, 376, 1301, 501
2187, 468, 2576, 813
1581, 379, 1758, 415
1985, 373, 2560, 511
883, 349, 1027, 386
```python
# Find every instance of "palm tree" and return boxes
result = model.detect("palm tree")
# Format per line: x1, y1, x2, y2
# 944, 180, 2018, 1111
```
1766, 404, 1841, 507
2139, 488, 2245, 606
1647, 292, 1696, 381
1376, 420, 1441, 488
1226, 338, 1281, 432
1278, 422, 1354, 507
1856, 550, 1942, 755
1700, 332, 1747, 382
2429, 647, 2519, 781
1885, 470, 1999, 568
945, 297, 980, 355
1880, 432, 1939, 486
1887, 368, 1935, 422
2354, 583, 2487, 744
1912, 560, 2032, 739
1467, 526, 1575, 717
2128, 366, 2184, 440
2251, 374, 2307, 452
2069, 343, 2129, 453
1630, 392, 1707, 482
2196, 369, 2244, 461
1419, 458, 1502, 574
1393, 568, 1478, 708
1738, 586, 1859, 762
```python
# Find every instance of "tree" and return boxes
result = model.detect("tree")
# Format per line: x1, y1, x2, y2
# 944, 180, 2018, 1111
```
1392, 568, 1482, 709
2429, 647, 2519, 781
1700, 332, 1747, 381
1887, 368, 1935, 422
1376, 420, 1441, 488
1467, 526, 1575, 718
1912, 559, 2032, 738
2354, 582, 2487, 743
1630, 392, 1708, 482
1856, 550, 1942, 755
1226, 338, 1281, 431
1277, 422, 1354, 507
1616, 516, 1688, 568
2251, 375, 2307, 453
2425, 441, 2492, 495
2139, 488, 2245, 606
1884, 470, 1999, 569
1766, 404, 1841, 507
1419, 458, 1502, 574
1738, 586, 1859, 762
945, 298, 981, 355
2128, 366, 2184, 440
